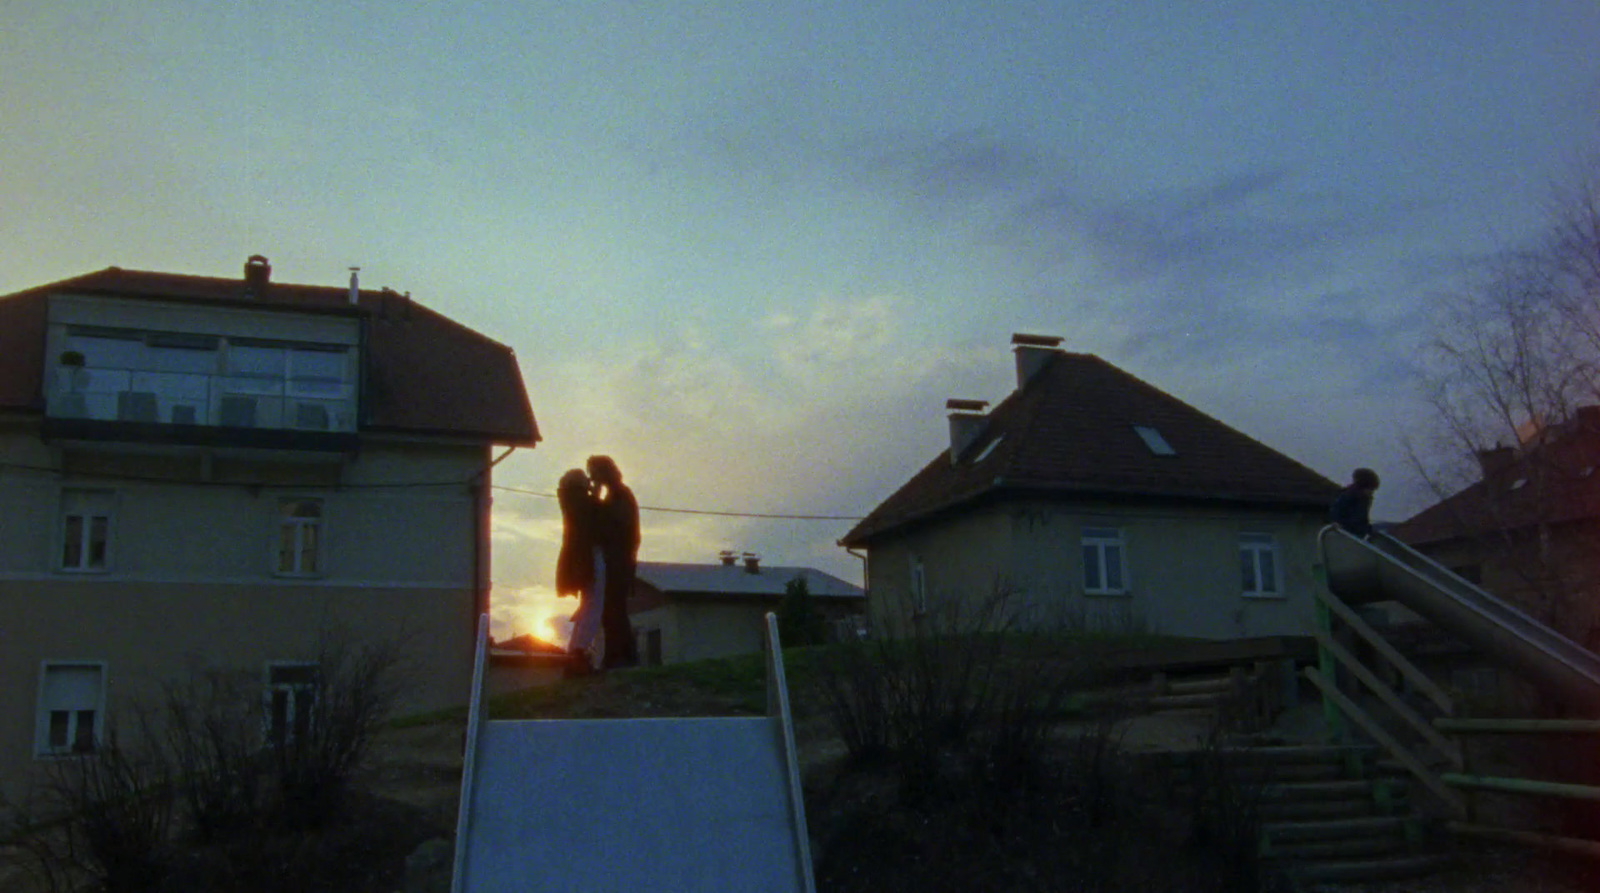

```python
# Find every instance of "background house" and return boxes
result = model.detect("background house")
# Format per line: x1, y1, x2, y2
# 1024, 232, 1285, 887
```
628, 553, 865, 665
1395, 407, 1600, 650
841, 334, 1340, 640
0, 257, 537, 803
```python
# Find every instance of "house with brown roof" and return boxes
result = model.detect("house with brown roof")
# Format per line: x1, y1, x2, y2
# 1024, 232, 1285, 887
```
840, 335, 1339, 639
1394, 408, 1600, 648
629, 553, 865, 665
0, 256, 537, 803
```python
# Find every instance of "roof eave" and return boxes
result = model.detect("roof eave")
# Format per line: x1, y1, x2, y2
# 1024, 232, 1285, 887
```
843, 478, 1334, 546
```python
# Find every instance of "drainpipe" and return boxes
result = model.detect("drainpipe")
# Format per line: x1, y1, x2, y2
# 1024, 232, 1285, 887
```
846, 546, 869, 632
470, 448, 517, 645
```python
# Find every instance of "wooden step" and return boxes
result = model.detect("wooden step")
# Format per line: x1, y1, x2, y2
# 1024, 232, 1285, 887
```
1260, 797, 1377, 822
1265, 779, 1387, 801
1289, 853, 1448, 884
1263, 815, 1406, 843
1266, 832, 1411, 861
1163, 675, 1240, 695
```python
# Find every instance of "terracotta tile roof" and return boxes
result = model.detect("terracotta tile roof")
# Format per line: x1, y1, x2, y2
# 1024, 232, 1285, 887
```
0, 265, 538, 444
1395, 412, 1600, 546
841, 351, 1338, 545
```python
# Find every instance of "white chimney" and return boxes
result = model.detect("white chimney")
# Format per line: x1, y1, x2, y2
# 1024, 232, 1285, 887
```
348, 267, 361, 305
946, 398, 989, 464
1012, 333, 1063, 387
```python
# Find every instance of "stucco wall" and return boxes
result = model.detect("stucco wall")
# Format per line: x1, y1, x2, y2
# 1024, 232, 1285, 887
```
866, 498, 1325, 639
0, 427, 486, 804
633, 598, 863, 665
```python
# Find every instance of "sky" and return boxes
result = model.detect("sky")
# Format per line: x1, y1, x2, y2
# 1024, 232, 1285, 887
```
5, 3, 1600, 642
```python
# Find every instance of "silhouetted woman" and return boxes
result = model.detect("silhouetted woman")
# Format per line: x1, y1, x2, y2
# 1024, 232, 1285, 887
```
556, 468, 604, 673
587, 455, 640, 668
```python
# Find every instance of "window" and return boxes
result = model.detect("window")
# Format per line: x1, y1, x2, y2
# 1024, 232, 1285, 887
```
53, 328, 353, 431
1082, 527, 1128, 594
276, 499, 323, 576
910, 556, 927, 615
1240, 533, 1280, 597
36, 663, 105, 756
265, 664, 319, 748
1133, 425, 1177, 456
60, 490, 113, 573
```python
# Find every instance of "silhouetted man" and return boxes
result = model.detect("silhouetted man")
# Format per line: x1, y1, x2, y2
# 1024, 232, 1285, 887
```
1331, 467, 1380, 538
588, 455, 640, 669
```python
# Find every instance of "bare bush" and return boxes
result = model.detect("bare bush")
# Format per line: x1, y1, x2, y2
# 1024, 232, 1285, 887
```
10, 729, 177, 893
271, 634, 410, 831
161, 667, 269, 843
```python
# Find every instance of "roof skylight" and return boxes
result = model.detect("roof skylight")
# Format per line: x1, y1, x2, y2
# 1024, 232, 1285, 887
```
1133, 425, 1176, 456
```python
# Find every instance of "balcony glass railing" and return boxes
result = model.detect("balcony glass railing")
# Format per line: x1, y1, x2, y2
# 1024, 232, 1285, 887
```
47, 366, 356, 433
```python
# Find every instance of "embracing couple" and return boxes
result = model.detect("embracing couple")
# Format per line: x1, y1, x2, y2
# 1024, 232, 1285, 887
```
555, 455, 641, 673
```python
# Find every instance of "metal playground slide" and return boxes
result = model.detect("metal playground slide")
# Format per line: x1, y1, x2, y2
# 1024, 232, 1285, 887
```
1319, 525, 1600, 712
450, 614, 816, 893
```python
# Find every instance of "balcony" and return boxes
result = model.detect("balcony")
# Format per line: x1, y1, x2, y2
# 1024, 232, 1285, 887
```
43, 331, 360, 452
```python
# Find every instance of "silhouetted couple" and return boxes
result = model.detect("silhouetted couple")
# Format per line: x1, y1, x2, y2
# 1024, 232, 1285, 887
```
556, 456, 640, 673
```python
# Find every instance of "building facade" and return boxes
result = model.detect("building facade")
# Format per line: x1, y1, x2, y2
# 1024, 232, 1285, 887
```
628, 555, 865, 665
841, 335, 1338, 640
0, 258, 537, 802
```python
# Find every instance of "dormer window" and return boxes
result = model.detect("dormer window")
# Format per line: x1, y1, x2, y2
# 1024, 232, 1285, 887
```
1134, 425, 1176, 456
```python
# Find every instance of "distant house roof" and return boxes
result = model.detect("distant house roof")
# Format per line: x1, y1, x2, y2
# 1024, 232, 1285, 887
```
841, 349, 1338, 546
634, 562, 865, 600
0, 264, 539, 445
1396, 409, 1600, 546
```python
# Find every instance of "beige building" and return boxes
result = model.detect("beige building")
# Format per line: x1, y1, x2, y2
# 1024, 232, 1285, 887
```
628, 555, 865, 665
841, 335, 1338, 640
0, 257, 537, 803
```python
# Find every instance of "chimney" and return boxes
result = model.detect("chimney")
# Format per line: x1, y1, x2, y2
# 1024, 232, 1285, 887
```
1012, 333, 1063, 387
742, 552, 760, 574
243, 255, 271, 297
947, 398, 989, 463
1477, 446, 1516, 478
719, 550, 737, 567
348, 267, 360, 305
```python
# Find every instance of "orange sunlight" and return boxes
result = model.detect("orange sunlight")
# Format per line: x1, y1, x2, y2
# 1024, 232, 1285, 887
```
496, 586, 575, 649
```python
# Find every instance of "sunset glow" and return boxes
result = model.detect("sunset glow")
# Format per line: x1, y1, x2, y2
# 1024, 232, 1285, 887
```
494, 585, 575, 649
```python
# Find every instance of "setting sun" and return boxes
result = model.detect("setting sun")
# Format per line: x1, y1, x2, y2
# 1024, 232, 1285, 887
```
493, 585, 574, 648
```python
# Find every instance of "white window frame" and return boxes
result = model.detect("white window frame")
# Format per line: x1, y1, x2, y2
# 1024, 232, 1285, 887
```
263, 662, 320, 748
1081, 526, 1129, 596
274, 497, 324, 577
58, 489, 115, 574
910, 555, 927, 615
1240, 532, 1282, 598
35, 661, 107, 757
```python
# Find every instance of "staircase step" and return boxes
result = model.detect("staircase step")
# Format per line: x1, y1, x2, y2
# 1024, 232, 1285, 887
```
1149, 698, 1221, 712
1288, 853, 1448, 884
1265, 779, 1386, 801
1260, 798, 1376, 822
1220, 744, 1377, 763
1263, 816, 1405, 843
1163, 676, 1240, 695
1266, 832, 1411, 861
